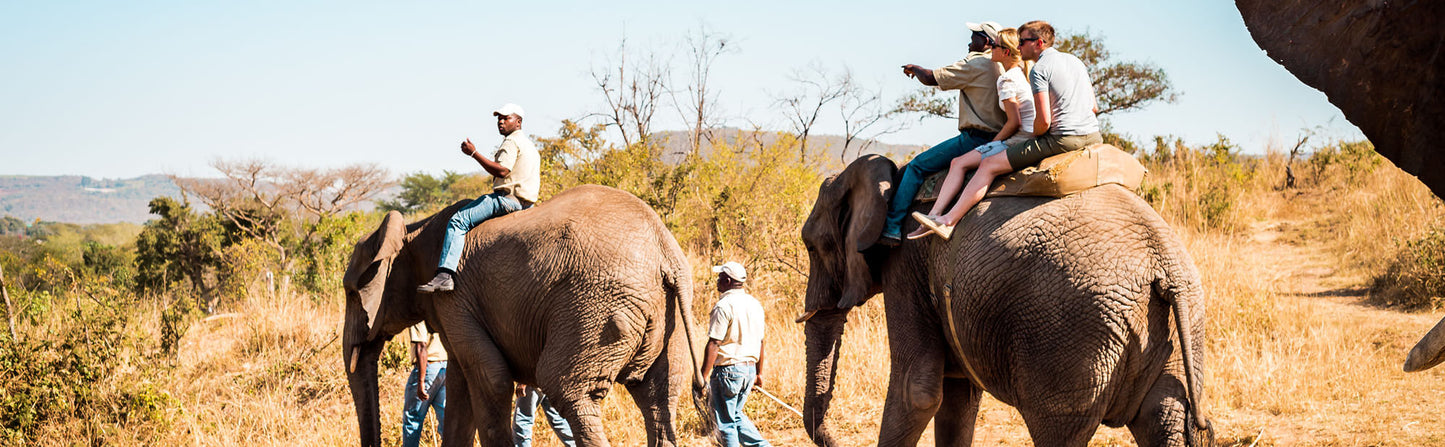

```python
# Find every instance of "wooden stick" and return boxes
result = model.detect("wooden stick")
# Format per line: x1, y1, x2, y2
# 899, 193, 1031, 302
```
753, 386, 803, 419
0, 264, 14, 340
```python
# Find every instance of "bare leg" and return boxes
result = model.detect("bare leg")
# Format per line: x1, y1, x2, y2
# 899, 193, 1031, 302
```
927, 151, 984, 216
940, 153, 1013, 226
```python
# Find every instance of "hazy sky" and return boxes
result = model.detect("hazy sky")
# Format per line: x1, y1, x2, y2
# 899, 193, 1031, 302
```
1, 1, 1363, 179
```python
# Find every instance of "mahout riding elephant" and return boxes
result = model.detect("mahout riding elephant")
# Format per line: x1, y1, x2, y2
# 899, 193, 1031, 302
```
341, 185, 709, 447
797, 155, 1213, 446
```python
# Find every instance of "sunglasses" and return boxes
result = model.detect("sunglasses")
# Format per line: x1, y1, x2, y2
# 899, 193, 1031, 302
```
1020, 37, 1041, 44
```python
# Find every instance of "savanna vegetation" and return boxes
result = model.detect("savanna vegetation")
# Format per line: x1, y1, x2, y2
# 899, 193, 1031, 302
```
5, 29, 1445, 446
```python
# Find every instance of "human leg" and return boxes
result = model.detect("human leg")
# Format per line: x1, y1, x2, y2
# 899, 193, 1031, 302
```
401, 366, 429, 447
925, 150, 984, 217
883, 131, 990, 240
733, 365, 770, 447
512, 386, 540, 447
932, 152, 1014, 237
422, 193, 522, 292
538, 394, 577, 446
428, 363, 446, 439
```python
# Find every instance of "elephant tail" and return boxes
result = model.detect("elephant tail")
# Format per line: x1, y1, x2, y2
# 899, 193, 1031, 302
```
665, 262, 716, 436
1158, 252, 1213, 444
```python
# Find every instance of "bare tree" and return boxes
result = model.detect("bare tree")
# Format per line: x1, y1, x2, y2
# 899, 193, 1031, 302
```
672, 24, 734, 157
591, 37, 672, 148
776, 64, 851, 162
839, 76, 907, 162
173, 159, 392, 268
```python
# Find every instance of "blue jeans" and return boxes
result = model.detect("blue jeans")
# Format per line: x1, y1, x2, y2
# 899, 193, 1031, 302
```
401, 362, 447, 447
884, 129, 994, 238
513, 387, 575, 447
438, 192, 523, 272
709, 363, 770, 447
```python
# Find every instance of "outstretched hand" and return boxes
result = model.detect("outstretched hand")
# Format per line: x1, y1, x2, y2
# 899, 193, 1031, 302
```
901, 64, 925, 79
460, 138, 476, 156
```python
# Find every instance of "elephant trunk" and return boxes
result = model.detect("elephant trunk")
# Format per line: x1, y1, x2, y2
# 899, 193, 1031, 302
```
803, 308, 848, 447
1405, 315, 1445, 372
345, 337, 385, 447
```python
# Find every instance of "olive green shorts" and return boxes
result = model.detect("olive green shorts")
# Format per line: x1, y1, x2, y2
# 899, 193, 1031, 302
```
1004, 132, 1103, 170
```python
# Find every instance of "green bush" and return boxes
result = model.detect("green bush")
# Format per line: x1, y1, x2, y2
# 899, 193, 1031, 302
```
1370, 226, 1445, 309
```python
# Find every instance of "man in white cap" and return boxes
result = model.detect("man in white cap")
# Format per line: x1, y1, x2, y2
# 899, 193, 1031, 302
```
419, 103, 541, 292
700, 261, 770, 447
881, 21, 1006, 246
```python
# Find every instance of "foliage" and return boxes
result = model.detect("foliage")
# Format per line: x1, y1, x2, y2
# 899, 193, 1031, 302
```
377, 171, 467, 215
1302, 140, 1382, 188
1370, 226, 1445, 309
133, 197, 230, 304
1139, 135, 1257, 232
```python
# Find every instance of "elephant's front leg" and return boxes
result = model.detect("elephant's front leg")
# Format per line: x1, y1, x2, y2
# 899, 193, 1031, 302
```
440, 367, 476, 447
877, 294, 950, 446
438, 316, 516, 447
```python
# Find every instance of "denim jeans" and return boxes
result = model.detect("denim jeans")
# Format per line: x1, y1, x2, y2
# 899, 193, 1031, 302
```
709, 363, 770, 447
513, 387, 575, 447
438, 192, 523, 272
884, 129, 994, 238
401, 362, 446, 447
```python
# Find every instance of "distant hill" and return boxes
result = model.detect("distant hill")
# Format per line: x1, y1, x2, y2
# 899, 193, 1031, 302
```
0, 174, 181, 224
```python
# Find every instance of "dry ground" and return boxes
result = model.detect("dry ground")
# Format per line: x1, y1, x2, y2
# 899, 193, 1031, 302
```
138, 214, 1445, 447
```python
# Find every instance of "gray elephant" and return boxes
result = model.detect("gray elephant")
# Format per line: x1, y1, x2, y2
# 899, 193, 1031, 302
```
342, 185, 709, 447
797, 155, 1213, 446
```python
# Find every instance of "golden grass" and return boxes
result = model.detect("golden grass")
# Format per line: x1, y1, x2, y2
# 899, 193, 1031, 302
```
24, 143, 1445, 446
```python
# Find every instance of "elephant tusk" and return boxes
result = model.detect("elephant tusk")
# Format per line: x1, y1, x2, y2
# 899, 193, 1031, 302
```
349, 347, 359, 374
795, 309, 818, 324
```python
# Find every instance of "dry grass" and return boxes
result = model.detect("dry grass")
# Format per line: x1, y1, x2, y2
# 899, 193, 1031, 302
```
23, 142, 1445, 446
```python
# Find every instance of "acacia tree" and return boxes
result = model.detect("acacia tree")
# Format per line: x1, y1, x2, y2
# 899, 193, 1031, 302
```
590, 38, 671, 149
776, 64, 851, 162
839, 77, 907, 161
673, 25, 734, 157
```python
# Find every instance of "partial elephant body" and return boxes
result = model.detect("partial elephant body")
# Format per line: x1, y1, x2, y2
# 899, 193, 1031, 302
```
800, 156, 1211, 447
343, 185, 706, 447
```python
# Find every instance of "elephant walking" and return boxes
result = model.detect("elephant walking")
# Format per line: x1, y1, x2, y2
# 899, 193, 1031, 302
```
798, 156, 1213, 446
342, 185, 708, 447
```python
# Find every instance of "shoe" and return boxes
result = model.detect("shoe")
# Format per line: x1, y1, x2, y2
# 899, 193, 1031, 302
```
416, 271, 455, 293
877, 232, 902, 248
912, 212, 955, 241
906, 213, 942, 240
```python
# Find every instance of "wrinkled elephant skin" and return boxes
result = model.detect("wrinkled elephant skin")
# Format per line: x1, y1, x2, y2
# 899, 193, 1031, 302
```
341, 185, 709, 447
800, 155, 1213, 447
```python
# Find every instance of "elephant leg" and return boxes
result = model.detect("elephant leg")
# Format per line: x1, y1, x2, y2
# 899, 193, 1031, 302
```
1019, 411, 1103, 447
625, 320, 688, 446
1126, 364, 1197, 447
438, 319, 515, 447
441, 367, 476, 447
877, 296, 949, 446
932, 377, 982, 447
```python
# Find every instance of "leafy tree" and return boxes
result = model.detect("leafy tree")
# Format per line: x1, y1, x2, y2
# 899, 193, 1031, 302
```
377, 171, 465, 214
133, 197, 228, 305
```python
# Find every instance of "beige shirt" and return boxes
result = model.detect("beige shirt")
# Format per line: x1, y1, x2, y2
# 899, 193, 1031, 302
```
707, 288, 766, 366
933, 52, 1006, 133
493, 131, 540, 204
408, 322, 447, 363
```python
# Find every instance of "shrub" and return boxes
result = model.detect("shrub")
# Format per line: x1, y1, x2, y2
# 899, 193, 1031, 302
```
1369, 226, 1445, 309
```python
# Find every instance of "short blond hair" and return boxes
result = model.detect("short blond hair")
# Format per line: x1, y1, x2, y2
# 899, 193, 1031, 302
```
1020, 20, 1055, 47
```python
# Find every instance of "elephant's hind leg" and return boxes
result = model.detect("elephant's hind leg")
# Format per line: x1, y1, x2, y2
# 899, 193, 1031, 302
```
933, 377, 983, 446
1127, 365, 1210, 447
1019, 411, 1104, 447
624, 319, 689, 446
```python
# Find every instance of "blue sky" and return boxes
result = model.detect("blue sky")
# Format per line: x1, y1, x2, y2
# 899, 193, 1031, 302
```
0, 1, 1363, 179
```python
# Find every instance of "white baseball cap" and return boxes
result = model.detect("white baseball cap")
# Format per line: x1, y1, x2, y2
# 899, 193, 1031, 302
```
492, 103, 525, 119
712, 261, 747, 282
966, 21, 1004, 45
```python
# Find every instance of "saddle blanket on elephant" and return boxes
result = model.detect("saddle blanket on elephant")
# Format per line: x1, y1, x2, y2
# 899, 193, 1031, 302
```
916, 143, 1147, 204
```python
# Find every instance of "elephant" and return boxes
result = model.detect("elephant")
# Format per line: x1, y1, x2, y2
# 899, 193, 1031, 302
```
1232, 0, 1445, 372
797, 155, 1213, 446
341, 184, 709, 447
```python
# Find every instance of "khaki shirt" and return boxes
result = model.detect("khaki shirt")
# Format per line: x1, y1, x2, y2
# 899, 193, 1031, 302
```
707, 289, 766, 366
933, 52, 1006, 134
493, 131, 540, 204
408, 322, 447, 363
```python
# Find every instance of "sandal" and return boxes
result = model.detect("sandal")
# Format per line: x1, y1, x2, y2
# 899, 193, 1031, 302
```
911, 212, 955, 241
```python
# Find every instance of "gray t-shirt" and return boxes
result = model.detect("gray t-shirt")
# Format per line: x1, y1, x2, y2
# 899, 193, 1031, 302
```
1030, 47, 1100, 136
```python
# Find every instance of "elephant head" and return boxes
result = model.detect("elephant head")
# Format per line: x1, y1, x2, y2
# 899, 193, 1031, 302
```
797, 154, 895, 446
1235, 0, 1445, 196
341, 210, 426, 447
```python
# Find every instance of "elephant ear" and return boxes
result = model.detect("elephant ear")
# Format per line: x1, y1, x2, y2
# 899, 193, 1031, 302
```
835, 155, 896, 309
342, 210, 408, 330
1235, 0, 1445, 196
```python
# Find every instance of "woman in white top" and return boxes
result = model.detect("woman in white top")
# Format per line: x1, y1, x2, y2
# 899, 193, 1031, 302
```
908, 27, 1034, 239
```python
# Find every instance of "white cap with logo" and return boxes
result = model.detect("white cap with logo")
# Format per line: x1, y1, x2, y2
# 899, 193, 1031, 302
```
712, 261, 747, 282
493, 103, 526, 119
966, 21, 1004, 45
